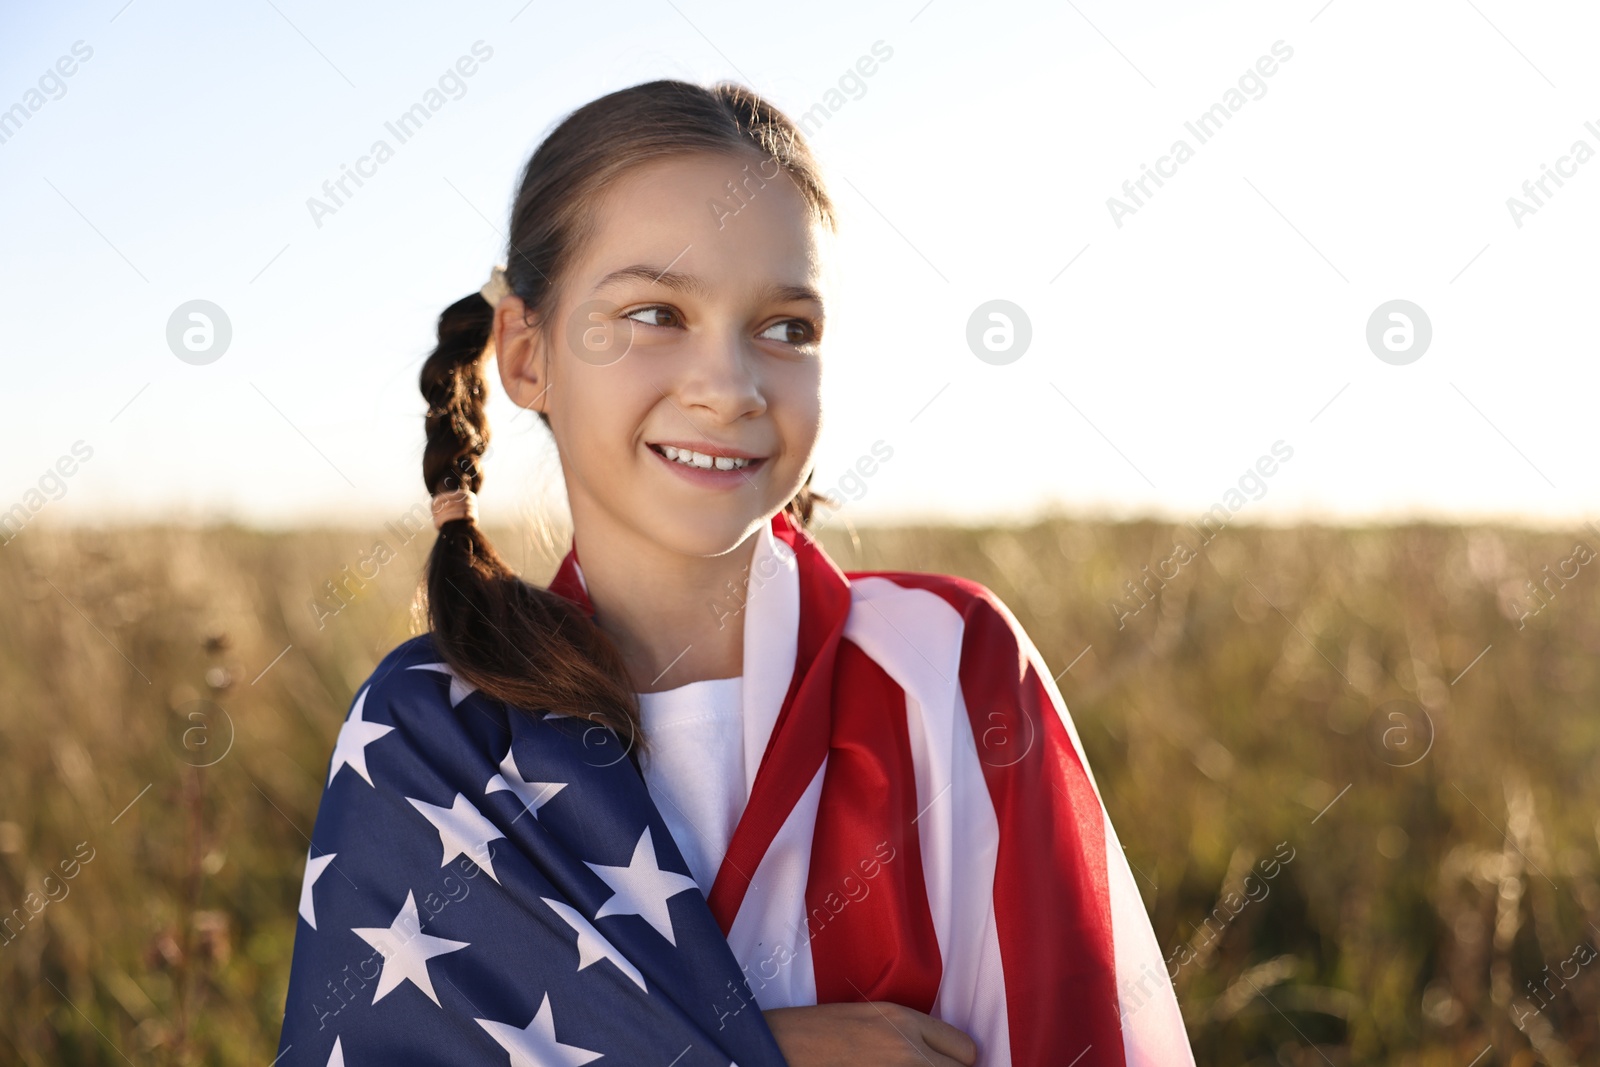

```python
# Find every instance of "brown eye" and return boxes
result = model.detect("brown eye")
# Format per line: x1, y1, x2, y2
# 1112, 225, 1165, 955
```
624, 305, 680, 328
760, 319, 815, 345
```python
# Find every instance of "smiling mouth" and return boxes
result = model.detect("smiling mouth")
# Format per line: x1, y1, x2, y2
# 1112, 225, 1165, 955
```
647, 443, 767, 472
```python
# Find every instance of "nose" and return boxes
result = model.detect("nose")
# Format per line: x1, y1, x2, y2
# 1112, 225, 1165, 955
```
673, 328, 767, 425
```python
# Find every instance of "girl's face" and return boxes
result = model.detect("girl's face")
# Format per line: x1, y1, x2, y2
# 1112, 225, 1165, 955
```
496, 151, 832, 560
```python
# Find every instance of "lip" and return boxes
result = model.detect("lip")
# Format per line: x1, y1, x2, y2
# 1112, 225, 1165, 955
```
646, 441, 768, 489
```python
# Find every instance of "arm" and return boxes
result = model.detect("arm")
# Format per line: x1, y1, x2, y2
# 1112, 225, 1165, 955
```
763, 1003, 977, 1066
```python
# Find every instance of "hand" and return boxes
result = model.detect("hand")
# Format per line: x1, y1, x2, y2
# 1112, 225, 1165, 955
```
762, 1002, 979, 1066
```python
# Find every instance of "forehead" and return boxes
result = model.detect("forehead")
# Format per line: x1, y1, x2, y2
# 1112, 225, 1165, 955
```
571, 151, 832, 298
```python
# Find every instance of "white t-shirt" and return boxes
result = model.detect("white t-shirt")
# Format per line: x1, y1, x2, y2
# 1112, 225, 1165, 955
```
635, 675, 746, 897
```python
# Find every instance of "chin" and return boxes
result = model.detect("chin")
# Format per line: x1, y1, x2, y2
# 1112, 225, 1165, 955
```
644, 507, 774, 560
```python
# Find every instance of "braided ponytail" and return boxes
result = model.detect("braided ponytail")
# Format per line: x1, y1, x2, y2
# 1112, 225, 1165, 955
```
416, 77, 839, 764
419, 291, 649, 764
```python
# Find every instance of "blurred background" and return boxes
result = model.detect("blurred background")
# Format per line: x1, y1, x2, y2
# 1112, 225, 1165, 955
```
4, 0, 1599, 1063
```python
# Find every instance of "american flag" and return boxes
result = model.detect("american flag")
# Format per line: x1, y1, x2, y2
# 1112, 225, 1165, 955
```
273, 649, 789, 1064
275, 511, 1195, 1065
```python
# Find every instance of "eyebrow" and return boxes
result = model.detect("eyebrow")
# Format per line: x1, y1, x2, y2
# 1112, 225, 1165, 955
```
592, 264, 824, 309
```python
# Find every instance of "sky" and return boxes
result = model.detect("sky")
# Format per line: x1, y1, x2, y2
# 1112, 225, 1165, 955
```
3, 0, 1598, 534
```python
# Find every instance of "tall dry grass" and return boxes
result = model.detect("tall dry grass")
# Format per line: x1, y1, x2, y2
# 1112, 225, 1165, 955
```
0, 517, 1596, 1065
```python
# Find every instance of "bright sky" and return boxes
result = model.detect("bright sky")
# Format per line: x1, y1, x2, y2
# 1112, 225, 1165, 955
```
3, 0, 1597, 534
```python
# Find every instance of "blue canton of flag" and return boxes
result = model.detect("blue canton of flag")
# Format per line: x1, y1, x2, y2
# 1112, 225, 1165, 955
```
275, 635, 789, 1066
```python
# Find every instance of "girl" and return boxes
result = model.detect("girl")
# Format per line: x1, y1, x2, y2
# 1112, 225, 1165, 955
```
276, 79, 1194, 1066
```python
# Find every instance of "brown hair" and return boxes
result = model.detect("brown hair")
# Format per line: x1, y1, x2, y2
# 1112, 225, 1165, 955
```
417, 79, 837, 767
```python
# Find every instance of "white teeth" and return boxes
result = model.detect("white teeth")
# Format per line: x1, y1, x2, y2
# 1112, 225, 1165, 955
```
659, 445, 751, 471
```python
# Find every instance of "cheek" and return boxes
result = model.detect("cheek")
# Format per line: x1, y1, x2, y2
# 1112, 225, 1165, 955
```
553, 364, 656, 461
775, 367, 824, 458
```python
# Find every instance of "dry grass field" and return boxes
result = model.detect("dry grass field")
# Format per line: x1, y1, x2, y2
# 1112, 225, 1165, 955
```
1, 516, 1597, 1065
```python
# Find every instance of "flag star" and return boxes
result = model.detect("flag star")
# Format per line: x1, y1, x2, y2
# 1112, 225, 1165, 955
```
584, 826, 699, 947
407, 662, 477, 708
325, 1036, 345, 1067
476, 992, 602, 1067
351, 890, 469, 1006
298, 851, 338, 930
408, 792, 505, 883
486, 746, 567, 824
328, 687, 395, 787
540, 897, 647, 992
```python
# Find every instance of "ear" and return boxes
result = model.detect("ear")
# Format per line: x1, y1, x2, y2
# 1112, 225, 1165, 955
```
492, 295, 550, 414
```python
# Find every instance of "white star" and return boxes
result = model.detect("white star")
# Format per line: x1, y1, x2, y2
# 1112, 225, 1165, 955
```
298, 851, 337, 930
476, 993, 602, 1067
540, 897, 646, 992
351, 890, 469, 1006
325, 1036, 345, 1067
407, 792, 505, 883
584, 826, 699, 947
328, 687, 395, 787
485, 746, 567, 824
407, 662, 477, 707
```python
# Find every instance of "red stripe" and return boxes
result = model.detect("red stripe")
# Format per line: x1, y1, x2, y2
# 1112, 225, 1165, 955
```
546, 542, 590, 611
859, 572, 1127, 1067
805, 638, 942, 1009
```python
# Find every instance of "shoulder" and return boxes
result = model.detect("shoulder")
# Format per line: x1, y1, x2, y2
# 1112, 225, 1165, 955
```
840, 568, 1034, 678
843, 568, 1025, 639
313, 634, 516, 836
843, 568, 1103, 799
367, 632, 445, 682
344, 632, 440, 708
338, 633, 492, 733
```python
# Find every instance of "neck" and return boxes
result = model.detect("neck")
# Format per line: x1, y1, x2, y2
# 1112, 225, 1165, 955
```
568, 518, 760, 694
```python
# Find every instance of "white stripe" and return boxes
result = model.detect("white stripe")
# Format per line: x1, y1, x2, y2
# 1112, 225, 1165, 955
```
724, 522, 818, 1009
742, 523, 798, 800
841, 577, 1012, 1066
724, 757, 826, 1010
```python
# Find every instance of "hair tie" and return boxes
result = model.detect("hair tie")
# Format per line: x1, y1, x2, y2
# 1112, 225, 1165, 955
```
431, 488, 478, 529
480, 264, 509, 308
